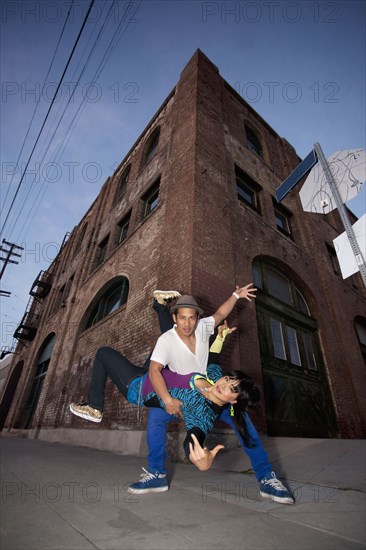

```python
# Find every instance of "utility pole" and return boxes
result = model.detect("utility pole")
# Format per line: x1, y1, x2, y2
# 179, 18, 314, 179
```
0, 240, 24, 291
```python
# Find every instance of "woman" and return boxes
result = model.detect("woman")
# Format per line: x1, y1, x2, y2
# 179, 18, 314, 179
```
70, 327, 260, 472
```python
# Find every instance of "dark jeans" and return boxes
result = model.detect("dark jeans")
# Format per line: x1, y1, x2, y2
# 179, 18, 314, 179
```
87, 301, 174, 410
87, 347, 146, 410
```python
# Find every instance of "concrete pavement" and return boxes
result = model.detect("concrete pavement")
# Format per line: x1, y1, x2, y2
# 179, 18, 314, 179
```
1, 434, 365, 550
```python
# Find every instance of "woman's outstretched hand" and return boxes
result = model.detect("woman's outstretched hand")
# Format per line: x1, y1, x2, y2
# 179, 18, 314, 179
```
217, 320, 237, 340
188, 434, 224, 471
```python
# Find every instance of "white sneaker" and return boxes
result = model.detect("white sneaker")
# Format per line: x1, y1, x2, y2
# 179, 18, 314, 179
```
69, 402, 103, 423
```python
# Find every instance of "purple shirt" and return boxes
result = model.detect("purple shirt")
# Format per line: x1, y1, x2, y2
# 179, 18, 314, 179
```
142, 368, 194, 396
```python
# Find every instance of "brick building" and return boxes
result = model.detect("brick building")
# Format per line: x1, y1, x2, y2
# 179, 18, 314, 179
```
2, 50, 366, 453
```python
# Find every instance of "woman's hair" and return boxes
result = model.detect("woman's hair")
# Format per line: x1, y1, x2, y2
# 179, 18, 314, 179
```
225, 370, 260, 448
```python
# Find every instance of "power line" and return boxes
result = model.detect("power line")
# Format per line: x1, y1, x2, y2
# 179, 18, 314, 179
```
0, 0, 96, 240
6, 0, 116, 240
0, 0, 76, 222
10, 0, 116, 242
14, 1, 140, 244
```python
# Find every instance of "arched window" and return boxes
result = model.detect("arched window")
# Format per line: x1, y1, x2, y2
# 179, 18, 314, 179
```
245, 124, 263, 158
114, 165, 130, 203
15, 333, 56, 429
141, 178, 160, 220
355, 316, 366, 365
74, 223, 88, 256
84, 278, 129, 329
253, 259, 336, 438
115, 211, 131, 246
235, 165, 262, 212
142, 127, 160, 168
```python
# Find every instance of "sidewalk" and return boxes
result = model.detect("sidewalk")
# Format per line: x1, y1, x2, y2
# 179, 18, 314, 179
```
1, 434, 365, 550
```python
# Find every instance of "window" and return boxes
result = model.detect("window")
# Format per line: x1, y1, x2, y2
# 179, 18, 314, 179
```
252, 262, 262, 289
116, 213, 131, 245
95, 236, 109, 267
56, 285, 66, 310
270, 319, 287, 360
238, 181, 256, 205
254, 261, 320, 372
85, 278, 129, 329
54, 275, 74, 311
255, 262, 312, 316
74, 223, 87, 255
355, 317, 366, 365
142, 180, 160, 219
114, 165, 130, 203
296, 289, 310, 316
245, 125, 263, 158
266, 267, 293, 305
326, 243, 340, 275
142, 127, 160, 168
269, 317, 316, 369
273, 202, 291, 236
254, 260, 320, 368
287, 326, 301, 366
303, 332, 318, 370
235, 166, 261, 211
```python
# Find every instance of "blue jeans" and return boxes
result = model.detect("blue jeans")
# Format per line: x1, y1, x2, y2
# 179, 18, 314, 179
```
147, 407, 272, 481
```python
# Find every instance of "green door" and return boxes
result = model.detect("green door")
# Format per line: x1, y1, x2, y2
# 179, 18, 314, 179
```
253, 262, 337, 438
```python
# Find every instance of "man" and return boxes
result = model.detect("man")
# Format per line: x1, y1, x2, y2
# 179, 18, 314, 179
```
128, 286, 294, 505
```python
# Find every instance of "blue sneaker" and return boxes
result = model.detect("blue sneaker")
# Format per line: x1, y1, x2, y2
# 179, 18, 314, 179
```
127, 467, 169, 494
260, 472, 294, 504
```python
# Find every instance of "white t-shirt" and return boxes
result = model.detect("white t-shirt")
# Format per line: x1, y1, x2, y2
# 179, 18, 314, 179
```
150, 316, 215, 374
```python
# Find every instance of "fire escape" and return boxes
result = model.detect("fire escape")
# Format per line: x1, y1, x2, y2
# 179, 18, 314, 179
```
12, 232, 70, 345
13, 295, 41, 342
29, 270, 53, 299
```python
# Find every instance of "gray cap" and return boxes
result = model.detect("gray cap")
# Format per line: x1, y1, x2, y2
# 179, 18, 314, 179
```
170, 295, 204, 316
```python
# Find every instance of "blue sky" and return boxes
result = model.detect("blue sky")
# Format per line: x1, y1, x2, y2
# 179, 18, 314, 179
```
1, 0, 365, 348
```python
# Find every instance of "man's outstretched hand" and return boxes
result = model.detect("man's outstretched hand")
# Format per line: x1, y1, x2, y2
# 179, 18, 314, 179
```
235, 283, 257, 301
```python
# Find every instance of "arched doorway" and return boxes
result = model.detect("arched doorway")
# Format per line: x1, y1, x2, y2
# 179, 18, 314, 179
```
0, 361, 24, 430
15, 334, 56, 429
253, 259, 336, 437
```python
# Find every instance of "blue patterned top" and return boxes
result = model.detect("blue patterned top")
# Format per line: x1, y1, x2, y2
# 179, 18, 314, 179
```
128, 363, 224, 437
